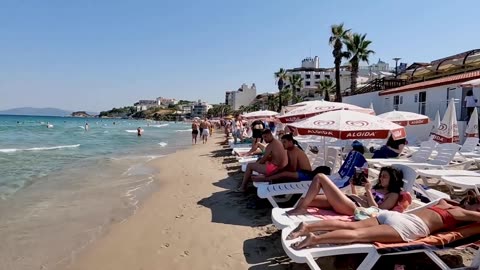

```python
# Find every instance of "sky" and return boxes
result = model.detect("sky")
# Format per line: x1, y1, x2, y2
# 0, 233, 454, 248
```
1, 0, 479, 112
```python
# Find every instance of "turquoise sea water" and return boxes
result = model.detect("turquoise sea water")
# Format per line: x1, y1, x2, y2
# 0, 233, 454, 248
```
0, 115, 192, 270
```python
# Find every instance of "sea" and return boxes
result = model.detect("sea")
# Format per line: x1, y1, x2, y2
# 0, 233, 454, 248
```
0, 115, 193, 270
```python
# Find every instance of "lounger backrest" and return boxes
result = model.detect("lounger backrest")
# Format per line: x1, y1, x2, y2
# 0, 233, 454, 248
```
460, 137, 479, 152
429, 143, 461, 165
391, 164, 417, 192
325, 147, 342, 173
410, 140, 437, 162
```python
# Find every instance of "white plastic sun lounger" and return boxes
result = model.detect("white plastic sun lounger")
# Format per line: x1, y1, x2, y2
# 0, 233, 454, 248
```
416, 169, 480, 186
366, 140, 437, 167
441, 176, 480, 195
280, 213, 480, 270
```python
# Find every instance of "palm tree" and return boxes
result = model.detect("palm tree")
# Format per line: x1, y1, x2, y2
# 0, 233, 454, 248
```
274, 68, 288, 112
316, 79, 336, 101
345, 33, 375, 94
329, 23, 351, 102
286, 74, 304, 104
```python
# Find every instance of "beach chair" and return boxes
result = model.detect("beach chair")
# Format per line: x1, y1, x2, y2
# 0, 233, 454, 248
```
441, 176, 480, 195
271, 164, 421, 229
366, 140, 437, 168
379, 143, 469, 170
416, 169, 480, 186
281, 217, 480, 270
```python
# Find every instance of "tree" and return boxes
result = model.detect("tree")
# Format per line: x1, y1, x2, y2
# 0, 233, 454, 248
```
329, 23, 351, 102
274, 68, 288, 112
345, 33, 375, 94
316, 79, 336, 101
286, 74, 304, 104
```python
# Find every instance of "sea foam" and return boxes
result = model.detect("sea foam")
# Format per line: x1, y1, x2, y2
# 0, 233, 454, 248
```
0, 144, 80, 153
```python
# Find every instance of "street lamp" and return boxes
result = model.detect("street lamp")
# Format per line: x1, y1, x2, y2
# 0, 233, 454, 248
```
393, 57, 401, 78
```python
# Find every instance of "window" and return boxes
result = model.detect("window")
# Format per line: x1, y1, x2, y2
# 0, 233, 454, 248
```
315, 74, 320, 79
315, 81, 320, 85
393, 95, 402, 110
305, 74, 311, 79
325, 75, 331, 80
305, 81, 311, 86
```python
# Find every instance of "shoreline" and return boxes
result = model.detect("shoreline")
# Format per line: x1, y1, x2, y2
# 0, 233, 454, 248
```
67, 133, 289, 270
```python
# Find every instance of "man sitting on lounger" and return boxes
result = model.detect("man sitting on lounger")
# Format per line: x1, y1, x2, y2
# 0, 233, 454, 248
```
237, 129, 287, 192
288, 191, 480, 250
251, 133, 312, 183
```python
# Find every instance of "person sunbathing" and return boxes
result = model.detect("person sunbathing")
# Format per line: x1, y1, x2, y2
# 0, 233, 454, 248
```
238, 141, 267, 157
288, 191, 480, 250
251, 133, 314, 183
287, 166, 404, 216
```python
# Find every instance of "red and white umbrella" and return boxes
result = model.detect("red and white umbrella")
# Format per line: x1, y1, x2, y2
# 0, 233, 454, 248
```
277, 100, 375, 123
287, 110, 406, 140
242, 110, 278, 120
466, 107, 479, 138
431, 98, 459, 143
377, 110, 430, 126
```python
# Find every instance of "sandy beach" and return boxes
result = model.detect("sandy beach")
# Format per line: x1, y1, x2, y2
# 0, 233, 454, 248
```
68, 133, 477, 270
68, 133, 294, 270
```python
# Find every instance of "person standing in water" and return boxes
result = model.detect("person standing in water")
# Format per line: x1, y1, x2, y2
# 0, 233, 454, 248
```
85, 122, 89, 131
137, 127, 143, 136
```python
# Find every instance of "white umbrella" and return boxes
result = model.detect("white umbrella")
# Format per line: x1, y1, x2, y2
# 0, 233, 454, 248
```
287, 110, 406, 140
465, 107, 479, 138
277, 100, 375, 123
430, 110, 441, 133
431, 98, 459, 143
242, 110, 278, 120
378, 110, 430, 126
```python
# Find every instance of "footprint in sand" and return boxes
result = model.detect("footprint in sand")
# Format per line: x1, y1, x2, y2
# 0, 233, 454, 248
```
162, 243, 170, 248
180, 250, 190, 257
175, 214, 184, 219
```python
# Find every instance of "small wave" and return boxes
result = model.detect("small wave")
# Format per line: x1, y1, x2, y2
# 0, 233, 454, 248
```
175, 129, 192, 132
158, 142, 167, 147
125, 130, 137, 133
78, 126, 85, 130
0, 144, 80, 153
150, 124, 169, 128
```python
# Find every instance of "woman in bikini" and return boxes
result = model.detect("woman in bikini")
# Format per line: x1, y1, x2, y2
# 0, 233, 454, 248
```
288, 191, 480, 250
287, 166, 404, 216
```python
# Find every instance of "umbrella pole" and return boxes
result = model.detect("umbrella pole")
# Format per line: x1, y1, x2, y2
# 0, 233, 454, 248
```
323, 136, 327, 166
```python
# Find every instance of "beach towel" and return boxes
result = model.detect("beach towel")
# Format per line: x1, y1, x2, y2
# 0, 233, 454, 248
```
305, 208, 354, 222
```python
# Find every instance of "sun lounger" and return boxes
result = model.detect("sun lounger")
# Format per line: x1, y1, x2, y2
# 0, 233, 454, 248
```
366, 140, 437, 167
417, 169, 480, 186
441, 176, 480, 195
281, 219, 480, 270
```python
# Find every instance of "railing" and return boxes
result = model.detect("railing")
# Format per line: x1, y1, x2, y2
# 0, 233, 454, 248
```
352, 78, 408, 95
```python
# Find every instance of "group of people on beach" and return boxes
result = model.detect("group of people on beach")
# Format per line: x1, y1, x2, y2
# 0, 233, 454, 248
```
231, 123, 480, 250
191, 118, 212, 144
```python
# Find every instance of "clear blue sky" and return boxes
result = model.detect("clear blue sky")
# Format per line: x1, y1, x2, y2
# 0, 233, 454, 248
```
1, 0, 478, 112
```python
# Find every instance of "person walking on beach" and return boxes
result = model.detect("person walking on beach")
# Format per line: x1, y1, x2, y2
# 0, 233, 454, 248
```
208, 119, 213, 137
200, 119, 209, 144
191, 120, 199, 144
237, 129, 288, 192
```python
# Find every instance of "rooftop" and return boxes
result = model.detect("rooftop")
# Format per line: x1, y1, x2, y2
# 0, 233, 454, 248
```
379, 70, 480, 96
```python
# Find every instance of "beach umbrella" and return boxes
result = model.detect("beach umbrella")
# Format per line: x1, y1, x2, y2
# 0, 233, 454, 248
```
241, 110, 278, 120
377, 110, 430, 126
287, 110, 406, 140
431, 98, 459, 143
465, 107, 479, 138
277, 100, 375, 123
430, 110, 441, 134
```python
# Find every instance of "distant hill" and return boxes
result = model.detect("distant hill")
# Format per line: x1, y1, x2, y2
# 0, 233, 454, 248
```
0, 107, 73, 117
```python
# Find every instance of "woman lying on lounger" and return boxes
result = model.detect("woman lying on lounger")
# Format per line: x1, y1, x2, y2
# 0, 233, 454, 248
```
287, 166, 404, 216
288, 191, 480, 249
